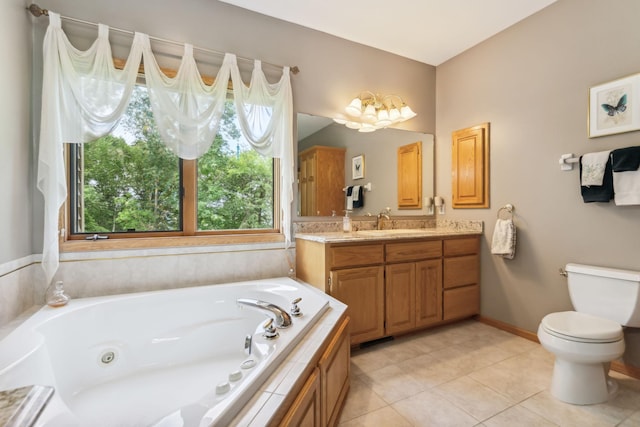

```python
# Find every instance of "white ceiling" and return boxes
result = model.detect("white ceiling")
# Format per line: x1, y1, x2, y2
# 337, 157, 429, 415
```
218, 0, 556, 65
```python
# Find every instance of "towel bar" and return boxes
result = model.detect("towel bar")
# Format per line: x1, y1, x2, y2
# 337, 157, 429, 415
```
343, 182, 372, 192
559, 153, 580, 171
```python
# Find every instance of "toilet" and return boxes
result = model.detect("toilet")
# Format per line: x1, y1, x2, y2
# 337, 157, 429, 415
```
538, 263, 640, 405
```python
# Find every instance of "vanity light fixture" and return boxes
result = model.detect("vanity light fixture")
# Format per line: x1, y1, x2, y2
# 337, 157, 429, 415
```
334, 91, 417, 132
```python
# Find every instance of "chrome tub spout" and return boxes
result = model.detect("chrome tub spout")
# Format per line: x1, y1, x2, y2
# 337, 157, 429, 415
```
237, 298, 293, 328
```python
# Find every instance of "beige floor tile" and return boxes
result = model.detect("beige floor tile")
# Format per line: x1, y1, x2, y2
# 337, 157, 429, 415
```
521, 391, 623, 427
469, 363, 548, 403
341, 321, 640, 427
376, 337, 429, 364
338, 376, 387, 423
434, 376, 514, 421
350, 346, 396, 375
483, 405, 559, 427
494, 334, 541, 355
398, 353, 463, 389
338, 406, 412, 427
357, 364, 426, 404
392, 388, 479, 427
618, 410, 640, 427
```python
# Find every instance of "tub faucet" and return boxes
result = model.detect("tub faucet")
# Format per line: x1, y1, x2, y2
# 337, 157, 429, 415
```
237, 298, 293, 328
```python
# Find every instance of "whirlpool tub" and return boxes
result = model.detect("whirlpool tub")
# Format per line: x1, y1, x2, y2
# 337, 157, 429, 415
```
0, 277, 331, 426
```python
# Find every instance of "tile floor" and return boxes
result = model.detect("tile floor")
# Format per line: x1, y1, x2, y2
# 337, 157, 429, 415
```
338, 320, 640, 426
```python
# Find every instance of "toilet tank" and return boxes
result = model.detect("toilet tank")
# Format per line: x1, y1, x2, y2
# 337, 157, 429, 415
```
566, 263, 640, 327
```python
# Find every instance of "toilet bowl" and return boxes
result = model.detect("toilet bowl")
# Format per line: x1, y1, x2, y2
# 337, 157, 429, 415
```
537, 263, 640, 405
538, 311, 624, 404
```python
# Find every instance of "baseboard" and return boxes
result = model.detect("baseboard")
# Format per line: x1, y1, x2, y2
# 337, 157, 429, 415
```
475, 315, 640, 380
475, 315, 540, 343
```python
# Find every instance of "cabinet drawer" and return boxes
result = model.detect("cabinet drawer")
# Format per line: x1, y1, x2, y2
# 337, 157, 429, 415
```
386, 240, 442, 263
443, 237, 479, 256
443, 254, 479, 288
329, 244, 384, 269
443, 284, 479, 320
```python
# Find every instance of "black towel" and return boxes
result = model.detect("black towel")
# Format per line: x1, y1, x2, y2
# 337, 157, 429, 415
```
611, 146, 640, 172
580, 155, 614, 203
353, 186, 364, 208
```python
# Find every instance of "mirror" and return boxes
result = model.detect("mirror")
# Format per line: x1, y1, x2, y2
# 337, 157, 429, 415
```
296, 113, 434, 217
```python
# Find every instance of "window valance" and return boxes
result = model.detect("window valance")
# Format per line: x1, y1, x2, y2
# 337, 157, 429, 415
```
37, 12, 294, 285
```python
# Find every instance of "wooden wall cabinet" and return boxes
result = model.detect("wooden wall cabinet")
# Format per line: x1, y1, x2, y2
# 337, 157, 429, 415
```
451, 123, 489, 208
299, 146, 346, 216
397, 141, 422, 209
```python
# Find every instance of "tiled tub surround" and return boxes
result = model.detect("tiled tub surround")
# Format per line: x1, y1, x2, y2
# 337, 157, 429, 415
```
0, 277, 348, 426
0, 243, 294, 331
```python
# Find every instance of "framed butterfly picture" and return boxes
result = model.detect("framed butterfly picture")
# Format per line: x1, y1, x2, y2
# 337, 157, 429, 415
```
352, 154, 365, 180
589, 73, 640, 137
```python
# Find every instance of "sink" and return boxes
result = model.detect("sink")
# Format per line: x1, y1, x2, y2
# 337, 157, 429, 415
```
355, 229, 438, 237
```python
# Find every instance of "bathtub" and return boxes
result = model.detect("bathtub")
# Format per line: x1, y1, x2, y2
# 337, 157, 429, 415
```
0, 277, 330, 426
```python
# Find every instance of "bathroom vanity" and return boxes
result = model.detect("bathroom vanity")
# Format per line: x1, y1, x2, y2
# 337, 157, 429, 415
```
296, 230, 481, 345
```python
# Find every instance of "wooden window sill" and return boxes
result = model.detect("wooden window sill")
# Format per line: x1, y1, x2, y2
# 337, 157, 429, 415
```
60, 233, 285, 253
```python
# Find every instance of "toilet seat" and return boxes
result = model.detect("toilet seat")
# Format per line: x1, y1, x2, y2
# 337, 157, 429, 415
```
541, 311, 623, 343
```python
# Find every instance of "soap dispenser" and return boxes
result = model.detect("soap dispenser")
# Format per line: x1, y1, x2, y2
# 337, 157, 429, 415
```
46, 281, 70, 307
343, 210, 352, 233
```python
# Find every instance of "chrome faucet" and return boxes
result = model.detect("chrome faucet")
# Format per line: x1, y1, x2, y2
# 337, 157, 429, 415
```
237, 298, 293, 328
377, 207, 391, 230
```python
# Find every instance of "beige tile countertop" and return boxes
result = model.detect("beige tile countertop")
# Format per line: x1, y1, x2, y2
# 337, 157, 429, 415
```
295, 227, 482, 244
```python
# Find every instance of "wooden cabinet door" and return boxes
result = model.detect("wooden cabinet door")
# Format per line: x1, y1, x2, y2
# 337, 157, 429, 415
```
451, 123, 489, 208
443, 254, 479, 289
397, 141, 422, 209
385, 262, 416, 335
319, 317, 350, 427
279, 367, 321, 427
415, 259, 443, 327
316, 147, 346, 216
330, 266, 384, 345
299, 153, 317, 216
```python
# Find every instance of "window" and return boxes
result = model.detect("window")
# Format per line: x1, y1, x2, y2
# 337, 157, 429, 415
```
67, 85, 278, 242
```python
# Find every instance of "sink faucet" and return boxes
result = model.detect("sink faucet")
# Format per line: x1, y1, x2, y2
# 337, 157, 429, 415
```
237, 298, 293, 328
377, 207, 391, 230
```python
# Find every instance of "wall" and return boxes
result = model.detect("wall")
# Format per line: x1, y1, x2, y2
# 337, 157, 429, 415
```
1, 0, 33, 265
0, 0, 436, 327
435, 0, 640, 365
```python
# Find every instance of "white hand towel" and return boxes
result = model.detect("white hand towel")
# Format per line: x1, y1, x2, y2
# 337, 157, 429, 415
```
352, 185, 361, 202
491, 218, 516, 259
613, 169, 640, 205
346, 186, 353, 210
581, 150, 611, 186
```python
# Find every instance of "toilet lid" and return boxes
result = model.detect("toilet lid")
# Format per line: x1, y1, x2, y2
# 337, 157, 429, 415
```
542, 311, 623, 343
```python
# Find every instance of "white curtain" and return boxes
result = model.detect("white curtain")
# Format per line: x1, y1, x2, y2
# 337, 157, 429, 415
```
141, 37, 232, 160
37, 13, 294, 286
38, 12, 144, 286
229, 58, 294, 248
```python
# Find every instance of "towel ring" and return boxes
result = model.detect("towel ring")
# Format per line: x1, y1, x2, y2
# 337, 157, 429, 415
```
497, 204, 514, 219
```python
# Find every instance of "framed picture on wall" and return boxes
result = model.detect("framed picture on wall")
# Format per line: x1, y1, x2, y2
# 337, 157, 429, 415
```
352, 154, 365, 180
589, 73, 640, 137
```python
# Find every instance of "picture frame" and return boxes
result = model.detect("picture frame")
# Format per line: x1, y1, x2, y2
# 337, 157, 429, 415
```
589, 73, 640, 138
352, 154, 365, 180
